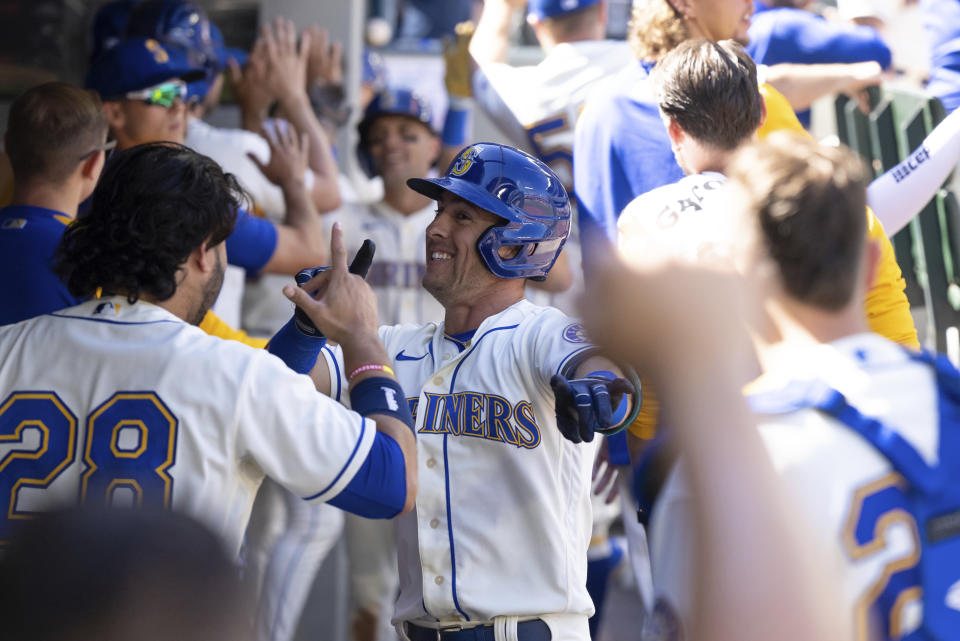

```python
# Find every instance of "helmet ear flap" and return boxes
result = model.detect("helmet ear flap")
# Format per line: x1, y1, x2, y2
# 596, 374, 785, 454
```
475, 224, 501, 276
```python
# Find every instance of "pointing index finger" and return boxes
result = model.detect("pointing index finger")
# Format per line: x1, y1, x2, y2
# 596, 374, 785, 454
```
329, 222, 348, 273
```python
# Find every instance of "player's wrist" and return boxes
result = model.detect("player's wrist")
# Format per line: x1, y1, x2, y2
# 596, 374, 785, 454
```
340, 332, 389, 373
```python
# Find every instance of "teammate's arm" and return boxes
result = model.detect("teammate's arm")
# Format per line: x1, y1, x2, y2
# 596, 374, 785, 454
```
762, 61, 883, 112
261, 18, 341, 214
469, 0, 526, 66
283, 226, 416, 514
866, 104, 960, 235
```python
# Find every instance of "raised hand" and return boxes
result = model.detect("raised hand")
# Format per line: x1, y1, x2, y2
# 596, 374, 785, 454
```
231, 37, 274, 133
261, 17, 311, 105
283, 224, 380, 347
305, 24, 343, 89
248, 120, 309, 189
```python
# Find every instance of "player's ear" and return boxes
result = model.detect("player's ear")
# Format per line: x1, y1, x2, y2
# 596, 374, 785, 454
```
194, 239, 220, 274
666, 118, 685, 147
80, 149, 104, 181
102, 101, 126, 132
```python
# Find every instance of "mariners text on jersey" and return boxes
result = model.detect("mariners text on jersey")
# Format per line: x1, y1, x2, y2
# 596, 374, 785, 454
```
408, 393, 541, 448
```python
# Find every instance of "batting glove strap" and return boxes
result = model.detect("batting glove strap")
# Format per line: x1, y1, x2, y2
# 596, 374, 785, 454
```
293, 266, 331, 338
350, 377, 414, 431
267, 317, 326, 374
551, 372, 635, 444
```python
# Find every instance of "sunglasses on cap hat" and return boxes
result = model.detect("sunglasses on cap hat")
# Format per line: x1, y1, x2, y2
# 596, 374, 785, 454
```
124, 80, 187, 107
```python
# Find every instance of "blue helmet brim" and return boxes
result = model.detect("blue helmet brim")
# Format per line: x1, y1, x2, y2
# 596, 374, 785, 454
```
406, 176, 511, 223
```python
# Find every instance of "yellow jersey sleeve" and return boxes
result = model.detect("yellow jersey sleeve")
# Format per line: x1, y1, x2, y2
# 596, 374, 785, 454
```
199, 310, 269, 349
864, 208, 920, 347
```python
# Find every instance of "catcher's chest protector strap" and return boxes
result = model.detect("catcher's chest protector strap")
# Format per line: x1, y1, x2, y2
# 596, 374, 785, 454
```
747, 348, 960, 641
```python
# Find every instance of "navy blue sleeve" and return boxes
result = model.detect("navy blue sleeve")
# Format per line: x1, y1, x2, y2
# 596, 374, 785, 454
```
748, 9, 891, 68
225, 208, 278, 274
266, 317, 325, 374
573, 63, 684, 278
326, 431, 407, 518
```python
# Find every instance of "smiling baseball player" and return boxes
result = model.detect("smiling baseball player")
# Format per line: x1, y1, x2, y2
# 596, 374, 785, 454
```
278, 142, 637, 641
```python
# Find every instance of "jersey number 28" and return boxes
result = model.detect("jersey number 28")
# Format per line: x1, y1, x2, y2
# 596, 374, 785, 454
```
0, 390, 178, 545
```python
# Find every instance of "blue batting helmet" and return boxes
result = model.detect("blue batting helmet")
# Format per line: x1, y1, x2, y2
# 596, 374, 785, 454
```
125, 0, 218, 82
356, 88, 435, 177
407, 143, 571, 281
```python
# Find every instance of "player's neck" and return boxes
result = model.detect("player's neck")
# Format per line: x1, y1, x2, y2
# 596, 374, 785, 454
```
754, 296, 870, 369
138, 291, 193, 323
682, 144, 734, 176
384, 185, 433, 216
11, 181, 81, 218
441, 285, 525, 334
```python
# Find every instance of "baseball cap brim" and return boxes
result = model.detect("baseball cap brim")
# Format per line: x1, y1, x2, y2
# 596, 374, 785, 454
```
86, 37, 206, 99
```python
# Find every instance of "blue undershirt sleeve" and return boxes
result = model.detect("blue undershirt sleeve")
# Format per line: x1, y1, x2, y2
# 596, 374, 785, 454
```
225, 208, 278, 274
325, 431, 407, 518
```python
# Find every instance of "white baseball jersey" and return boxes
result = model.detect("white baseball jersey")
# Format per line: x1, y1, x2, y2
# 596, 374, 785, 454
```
647, 332, 938, 639
0, 297, 375, 556
326, 300, 597, 639
473, 40, 633, 191
616, 171, 733, 266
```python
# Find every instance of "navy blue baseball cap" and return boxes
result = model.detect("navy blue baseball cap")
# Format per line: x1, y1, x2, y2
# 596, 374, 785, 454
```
86, 37, 206, 99
527, 0, 602, 21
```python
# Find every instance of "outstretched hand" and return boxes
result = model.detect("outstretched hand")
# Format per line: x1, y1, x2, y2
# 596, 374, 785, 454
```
551, 374, 634, 444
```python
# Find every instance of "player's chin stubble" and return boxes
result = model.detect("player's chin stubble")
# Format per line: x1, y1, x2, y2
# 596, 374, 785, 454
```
190, 253, 226, 326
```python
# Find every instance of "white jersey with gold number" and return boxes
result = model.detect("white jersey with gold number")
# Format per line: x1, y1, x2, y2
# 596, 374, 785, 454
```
326, 300, 598, 641
647, 333, 937, 640
0, 298, 375, 556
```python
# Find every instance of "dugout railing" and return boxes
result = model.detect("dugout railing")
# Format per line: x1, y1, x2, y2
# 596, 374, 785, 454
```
835, 87, 960, 359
